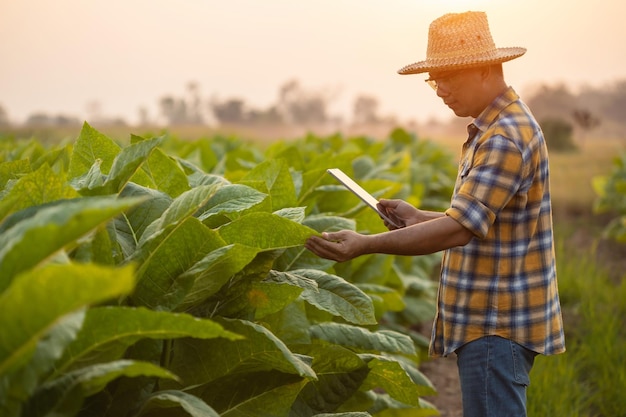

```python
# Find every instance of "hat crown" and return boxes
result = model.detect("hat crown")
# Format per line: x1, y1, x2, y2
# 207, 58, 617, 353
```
397, 10, 526, 75
427, 11, 496, 60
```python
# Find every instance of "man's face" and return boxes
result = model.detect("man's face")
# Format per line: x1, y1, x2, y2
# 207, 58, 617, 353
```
426, 67, 484, 118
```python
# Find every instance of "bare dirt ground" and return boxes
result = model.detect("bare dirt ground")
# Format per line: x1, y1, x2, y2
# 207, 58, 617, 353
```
419, 348, 463, 417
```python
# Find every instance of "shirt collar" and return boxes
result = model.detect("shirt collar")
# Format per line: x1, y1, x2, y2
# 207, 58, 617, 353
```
471, 86, 520, 137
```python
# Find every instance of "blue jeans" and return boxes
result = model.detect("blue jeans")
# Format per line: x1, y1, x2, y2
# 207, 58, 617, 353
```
455, 336, 537, 417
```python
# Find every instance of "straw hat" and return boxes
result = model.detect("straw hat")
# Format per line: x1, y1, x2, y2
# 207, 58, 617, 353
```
398, 11, 526, 75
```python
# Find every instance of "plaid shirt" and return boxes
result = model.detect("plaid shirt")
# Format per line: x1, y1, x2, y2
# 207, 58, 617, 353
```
430, 87, 566, 357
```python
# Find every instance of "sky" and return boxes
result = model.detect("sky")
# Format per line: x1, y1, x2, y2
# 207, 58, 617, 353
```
1, 0, 625, 126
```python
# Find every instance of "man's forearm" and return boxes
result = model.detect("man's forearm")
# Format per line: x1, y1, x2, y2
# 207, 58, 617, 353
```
364, 215, 473, 256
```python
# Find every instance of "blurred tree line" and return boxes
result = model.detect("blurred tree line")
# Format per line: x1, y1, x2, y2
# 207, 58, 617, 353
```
1, 79, 625, 139
157, 80, 389, 128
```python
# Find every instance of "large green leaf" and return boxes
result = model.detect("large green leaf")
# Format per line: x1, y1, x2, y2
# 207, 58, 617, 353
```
0, 163, 79, 222
67, 121, 121, 180
240, 159, 297, 210
177, 243, 261, 311
142, 146, 191, 198
197, 183, 268, 227
288, 344, 372, 416
359, 356, 434, 406
220, 377, 308, 417
270, 269, 376, 325
111, 183, 173, 260
137, 390, 220, 417
0, 263, 135, 417
55, 306, 242, 375
104, 135, 164, 193
310, 323, 416, 356
166, 318, 316, 388
0, 195, 144, 290
275, 214, 355, 272
23, 360, 177, 417
0, 159, 31, 191
139, 184, 219, 245
131, 217, 226, 310
219, 212, 318, 250
187, 369, 307, 417
74, 136, 164, 195
0, 310, 85, 417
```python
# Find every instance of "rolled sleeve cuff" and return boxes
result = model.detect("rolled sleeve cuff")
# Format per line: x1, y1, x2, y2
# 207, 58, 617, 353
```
445, 192, 495, 239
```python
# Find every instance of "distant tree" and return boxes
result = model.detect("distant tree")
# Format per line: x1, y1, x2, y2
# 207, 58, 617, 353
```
138, 106, 150, 126
541, 117, 577, 152
601, 80, 626, 125
159, 96, 189, 125
158, 81, 208, 126
186, 81, 204, 124
0, 104, 10, 127
277, 79, 333, 125
572, 108, 600, 146
24, 112, 80, 127
210, 98, 247, 124
352, 95, 380, 125
247, 106, 283, 125
526, 83, 577, 122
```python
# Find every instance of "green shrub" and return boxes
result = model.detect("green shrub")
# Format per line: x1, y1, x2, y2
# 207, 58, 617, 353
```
540, 118, 577, 152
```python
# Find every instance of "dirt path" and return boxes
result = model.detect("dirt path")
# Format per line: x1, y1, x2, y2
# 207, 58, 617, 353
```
420, 354, 463, 417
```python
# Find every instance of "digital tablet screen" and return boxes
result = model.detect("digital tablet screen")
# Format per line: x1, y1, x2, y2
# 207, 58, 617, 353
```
327, 168, 401, 228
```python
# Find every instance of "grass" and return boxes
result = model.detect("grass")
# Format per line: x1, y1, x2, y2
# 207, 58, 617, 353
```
528, 240, 626, 417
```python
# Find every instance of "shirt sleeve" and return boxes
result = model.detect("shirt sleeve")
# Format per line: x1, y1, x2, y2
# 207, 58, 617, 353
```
446, 135, 524, 239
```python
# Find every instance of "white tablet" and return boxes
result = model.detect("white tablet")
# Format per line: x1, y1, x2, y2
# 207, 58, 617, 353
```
327, 168, 401, 228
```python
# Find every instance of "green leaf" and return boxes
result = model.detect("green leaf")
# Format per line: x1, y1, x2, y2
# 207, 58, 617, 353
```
143, 147, 191, 197
0, 263, 135, 375
0, 159, 30, 191
220, 378, 308, 417
167, 318, 316, 388
0, 195, 144, 291
197, 184, 268, 225
55, 306, 242, 375
250, 281, 304, 319
111, 183, 172, 258
178, 243, 262, 311
68, 121, 121, 180
140, 184, 219, 245
0, 310, 85, 417
0, 163, 79, 221
271, 269, 377, 325
76, 136, 164, 195
106, 136, 164, 191
23, 360, 177, 417
240, 159, 297, 210
275, 214, 355, 271
131, 217, 226, 310
219, 212, 318, 250
137, 390, 220, 417
0, 263, 135, 417
310, 323, 416, 356
359, 357, 434, 406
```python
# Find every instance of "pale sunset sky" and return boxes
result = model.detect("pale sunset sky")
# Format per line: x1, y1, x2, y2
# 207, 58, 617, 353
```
1, 0, 624, 125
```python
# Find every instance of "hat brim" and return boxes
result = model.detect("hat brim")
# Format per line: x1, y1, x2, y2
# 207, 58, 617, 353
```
397, 47, 526, 75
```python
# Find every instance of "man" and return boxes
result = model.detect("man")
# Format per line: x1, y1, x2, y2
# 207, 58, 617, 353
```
306, 11, 565, 417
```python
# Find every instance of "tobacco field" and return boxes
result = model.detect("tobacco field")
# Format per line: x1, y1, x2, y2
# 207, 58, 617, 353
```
0, 123, 458, 417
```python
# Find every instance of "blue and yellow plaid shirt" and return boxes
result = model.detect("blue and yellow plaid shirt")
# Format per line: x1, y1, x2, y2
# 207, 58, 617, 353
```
431, 87, 566, 357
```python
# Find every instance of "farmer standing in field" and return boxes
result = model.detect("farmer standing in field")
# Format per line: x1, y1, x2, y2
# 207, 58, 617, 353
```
306, 11, 565, 417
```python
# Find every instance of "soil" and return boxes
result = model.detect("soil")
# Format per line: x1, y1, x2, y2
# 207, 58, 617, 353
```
419, 347, 463, 417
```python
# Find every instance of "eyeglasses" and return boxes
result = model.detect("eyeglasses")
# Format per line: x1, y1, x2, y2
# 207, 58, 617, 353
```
425, 69, 469, 92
